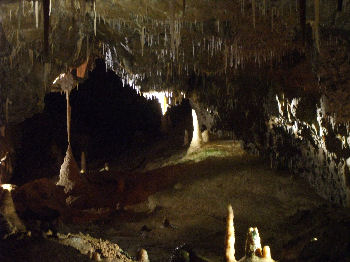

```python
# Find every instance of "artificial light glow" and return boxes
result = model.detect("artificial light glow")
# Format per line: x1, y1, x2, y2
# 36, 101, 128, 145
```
142, 91, 172, 115
1, 184, 15, 191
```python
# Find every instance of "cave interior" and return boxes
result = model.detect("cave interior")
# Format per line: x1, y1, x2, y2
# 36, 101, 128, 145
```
0, 1, 350, 261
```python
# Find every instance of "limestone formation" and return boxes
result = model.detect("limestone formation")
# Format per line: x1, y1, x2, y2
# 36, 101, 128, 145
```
56, 145, 85, 195
138, 248, 150, 262
225, 204, 236, 262
187, 109, 202, 154
225, 204, 275, 262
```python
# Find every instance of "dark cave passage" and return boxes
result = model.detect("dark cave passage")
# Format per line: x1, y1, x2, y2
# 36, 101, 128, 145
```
12, 59, 166, 184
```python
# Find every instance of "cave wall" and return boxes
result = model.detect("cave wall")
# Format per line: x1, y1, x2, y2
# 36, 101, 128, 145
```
192, 68, 350, 207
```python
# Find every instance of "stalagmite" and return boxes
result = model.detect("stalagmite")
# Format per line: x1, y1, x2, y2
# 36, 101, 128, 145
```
187, 109, 202, 154
245, 227, 262, 258
202, 130, 209, 143
225, 205, 236, 262
138, 249, 150, 262
237, 227, 275, 261
57, 144, 83, 194
262, 246, 271, 258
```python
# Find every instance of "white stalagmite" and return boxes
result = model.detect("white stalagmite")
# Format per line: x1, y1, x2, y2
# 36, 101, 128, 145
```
202, 129, 209, 143
262, 246, 272, 259
245, 227, 262, 257
35, 0, 39, 28
225, 205, 236, 262
49, 0, 51, 16
187, 109, 202, 154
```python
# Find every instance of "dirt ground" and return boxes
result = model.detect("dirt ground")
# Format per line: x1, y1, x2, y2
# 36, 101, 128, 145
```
1, 140, 349, 261
61, 140, 349, 261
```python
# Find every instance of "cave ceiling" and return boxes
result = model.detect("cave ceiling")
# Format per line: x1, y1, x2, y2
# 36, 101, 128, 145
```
0, 0, 349, 123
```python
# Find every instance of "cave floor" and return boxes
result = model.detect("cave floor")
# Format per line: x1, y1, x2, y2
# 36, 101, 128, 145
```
61, 140, 347, 262
2, 140, 350, 262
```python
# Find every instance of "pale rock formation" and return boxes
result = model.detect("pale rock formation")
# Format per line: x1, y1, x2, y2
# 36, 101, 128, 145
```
187, 109, 202, 154
57, 145, 85, 195
138, 248, 150, 262
202, 129, 209, 143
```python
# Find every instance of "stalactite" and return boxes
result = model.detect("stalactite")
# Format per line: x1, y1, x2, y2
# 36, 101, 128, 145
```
252, 0, 256, 29
86, 36, 89, 60
224, 43, 228, 73
43, 0, 50, 56
35, 0, 39, 28
66, 91, 71, 144
299, 0, 306, 44
93, 0, 96, 36
271, 7, 274, 31
314, 0, 320, 52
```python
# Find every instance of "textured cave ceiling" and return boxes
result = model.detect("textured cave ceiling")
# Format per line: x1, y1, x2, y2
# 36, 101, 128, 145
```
0, 0, 349, 123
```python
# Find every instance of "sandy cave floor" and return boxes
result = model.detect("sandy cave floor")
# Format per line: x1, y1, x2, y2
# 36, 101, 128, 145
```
1, 140, 350, 262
